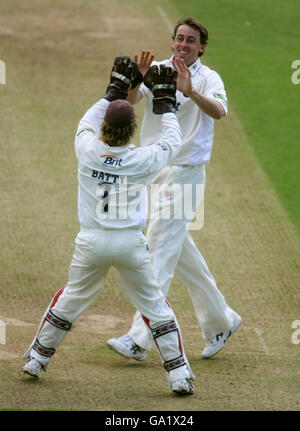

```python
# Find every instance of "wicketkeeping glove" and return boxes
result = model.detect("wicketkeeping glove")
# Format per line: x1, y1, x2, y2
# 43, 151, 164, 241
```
104, 56, 141, 102
143, 65, 178, 114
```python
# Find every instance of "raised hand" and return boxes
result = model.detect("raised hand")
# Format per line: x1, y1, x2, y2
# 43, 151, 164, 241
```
134, 50, 155, 77
104, 56, 145, 101
172, 57, 192, 97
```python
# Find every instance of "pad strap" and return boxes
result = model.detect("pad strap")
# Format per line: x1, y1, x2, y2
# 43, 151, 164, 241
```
33, 339, 55, 358
151, 321, 177, 339
46, 310, 72, 331
163, 355, 186, 372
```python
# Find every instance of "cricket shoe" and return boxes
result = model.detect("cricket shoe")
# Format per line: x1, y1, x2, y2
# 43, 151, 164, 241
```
107, 334, 148, 361
168, 366, 194, 395
202, 314, 242, 359
22, 358, 42, 378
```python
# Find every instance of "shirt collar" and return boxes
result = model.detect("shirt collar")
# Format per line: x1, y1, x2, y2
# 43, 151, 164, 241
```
188, 58, 202, 76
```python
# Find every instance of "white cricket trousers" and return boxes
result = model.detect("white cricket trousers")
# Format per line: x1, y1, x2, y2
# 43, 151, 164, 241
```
128, 164, 240, 350
24, 227, 193, 377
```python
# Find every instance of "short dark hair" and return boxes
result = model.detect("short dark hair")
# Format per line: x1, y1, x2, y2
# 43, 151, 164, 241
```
172, 17, 208, 57
101, 120, 137, 147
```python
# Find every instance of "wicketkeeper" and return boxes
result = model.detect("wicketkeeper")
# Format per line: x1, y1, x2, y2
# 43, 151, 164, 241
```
21, 56, 195, 395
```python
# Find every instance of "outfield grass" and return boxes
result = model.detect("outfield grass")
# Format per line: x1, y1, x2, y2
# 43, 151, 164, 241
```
173, 0, 300, 234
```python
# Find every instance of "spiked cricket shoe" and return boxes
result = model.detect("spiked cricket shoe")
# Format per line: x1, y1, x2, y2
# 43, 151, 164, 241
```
107, 334, 148, 361
202, 314, 242, 358
22, 359, 42, 378
168, 366, 194, 395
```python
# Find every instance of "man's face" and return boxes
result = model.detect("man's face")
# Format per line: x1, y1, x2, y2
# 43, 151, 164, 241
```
172, 24, 206, 66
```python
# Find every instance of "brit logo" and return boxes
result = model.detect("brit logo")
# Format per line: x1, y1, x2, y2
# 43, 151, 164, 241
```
101, 154, 123, 167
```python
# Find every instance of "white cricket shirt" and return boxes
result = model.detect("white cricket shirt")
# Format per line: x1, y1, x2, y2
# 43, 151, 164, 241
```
139, 57, 227, 165
74, 98, 182, 230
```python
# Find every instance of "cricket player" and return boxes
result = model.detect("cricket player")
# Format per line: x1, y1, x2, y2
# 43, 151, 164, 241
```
107, 17, 242, 361
21, 57, 195, 395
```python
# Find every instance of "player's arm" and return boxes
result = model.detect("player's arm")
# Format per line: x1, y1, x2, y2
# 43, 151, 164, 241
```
127, 87, 143, 105
172, 57, 226, 120
152, 112, 182, 164
136, 111, 182, 176
75, 99, 110, 158
189, 90, 226, 119
137, 65, 182, 173
75, 56, 138, 158
127, 50, 155, 105
77, 55, 141, 134
76, 99, 109, 138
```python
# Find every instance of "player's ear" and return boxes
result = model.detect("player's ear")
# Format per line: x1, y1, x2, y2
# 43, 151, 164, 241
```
199, 44, 207, 56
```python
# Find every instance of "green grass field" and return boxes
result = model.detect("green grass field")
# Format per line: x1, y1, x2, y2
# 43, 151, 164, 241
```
173, 0, 300, 235
0, 0, 299, 413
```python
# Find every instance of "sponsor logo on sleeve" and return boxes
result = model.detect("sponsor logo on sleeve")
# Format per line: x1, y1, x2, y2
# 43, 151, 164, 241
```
213, 92, 227, 105
155, 142, 168, 151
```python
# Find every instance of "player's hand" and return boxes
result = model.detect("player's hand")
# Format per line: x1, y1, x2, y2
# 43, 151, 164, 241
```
143, 64, 178, 114
134, 50, 155, 76
104, 56, 137, 101
130, 50, 155, 90
172, 57, 192, 97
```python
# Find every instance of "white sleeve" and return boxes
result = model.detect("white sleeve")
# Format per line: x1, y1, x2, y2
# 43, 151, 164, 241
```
75, 98, 110, 158
138, 82, 150, 97
203, 71, 228, 114
135, 112, 182, 176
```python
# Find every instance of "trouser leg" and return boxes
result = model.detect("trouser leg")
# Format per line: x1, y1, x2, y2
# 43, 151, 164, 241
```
117, 241, 194, 380
130, 228, 239, 347
176, 232, 239, 340
29, 307, 73, 369
142, 306, 194, 380
128, 167, 192, 350
24, 230, 109, 370
127, 215, 186, 350
23, 286, 73, 370
129, 163, 238, 347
